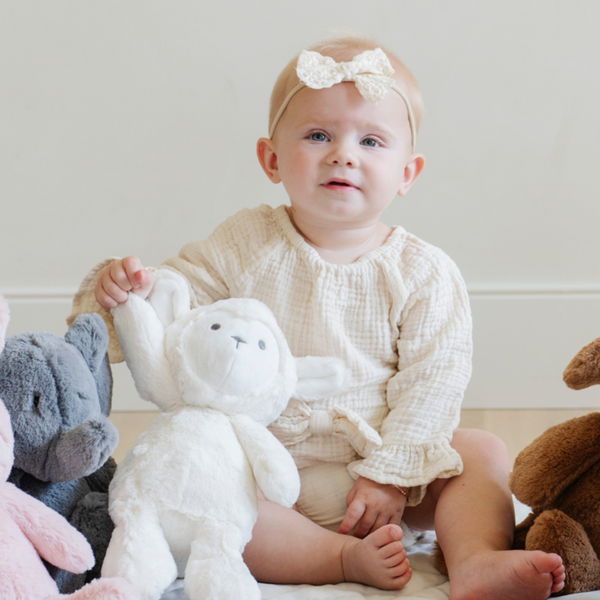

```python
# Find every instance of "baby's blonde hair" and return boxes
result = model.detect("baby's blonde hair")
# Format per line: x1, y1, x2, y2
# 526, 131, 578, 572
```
268, 32, 424, 138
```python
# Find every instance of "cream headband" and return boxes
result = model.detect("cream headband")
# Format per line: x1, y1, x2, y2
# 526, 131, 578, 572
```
269, 48, 417, 152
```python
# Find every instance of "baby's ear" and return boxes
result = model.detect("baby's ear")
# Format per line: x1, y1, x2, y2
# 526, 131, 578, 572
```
147, 270, 191, 327
294, 356, 350, 400
256, 138, 281, 184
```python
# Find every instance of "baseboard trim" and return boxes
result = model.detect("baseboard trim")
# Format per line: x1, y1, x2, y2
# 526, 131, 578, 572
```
468, 284, 600, 298
1, 288, 76, 302
4, 285, 600, 302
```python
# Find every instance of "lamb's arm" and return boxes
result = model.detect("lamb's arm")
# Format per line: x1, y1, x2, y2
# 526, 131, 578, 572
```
111, 292, 179, 410
1, 483, 94, 573
230, 414, 300, 507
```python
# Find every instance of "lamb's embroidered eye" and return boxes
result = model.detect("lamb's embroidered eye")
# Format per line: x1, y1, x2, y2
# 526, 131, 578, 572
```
211, 323, 221, 331
258, 340, 266, 350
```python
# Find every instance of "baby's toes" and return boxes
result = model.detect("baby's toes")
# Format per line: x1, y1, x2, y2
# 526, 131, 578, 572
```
553, 564, 565, 580
379, 540, 404, 560
392, 565, 413, 587
384, 549, 407, 568
551, 566, 566, 594
390, 557, 410, 577
370, 524, 404, 548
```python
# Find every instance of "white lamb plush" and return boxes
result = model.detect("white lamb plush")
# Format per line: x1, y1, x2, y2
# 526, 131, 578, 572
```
101, 271, 346, 600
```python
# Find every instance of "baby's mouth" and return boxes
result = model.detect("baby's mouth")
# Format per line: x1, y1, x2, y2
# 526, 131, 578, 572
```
322, 179, 358, 190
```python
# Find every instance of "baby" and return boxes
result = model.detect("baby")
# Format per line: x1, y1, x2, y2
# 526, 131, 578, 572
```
73, 33, 566, 600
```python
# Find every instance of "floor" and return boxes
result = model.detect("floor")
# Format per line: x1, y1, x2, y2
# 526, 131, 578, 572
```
109, 409, 596, 466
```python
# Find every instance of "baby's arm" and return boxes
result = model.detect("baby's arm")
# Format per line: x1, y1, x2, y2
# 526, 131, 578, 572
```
95, 255, 154, 309
345, 249, 472, 533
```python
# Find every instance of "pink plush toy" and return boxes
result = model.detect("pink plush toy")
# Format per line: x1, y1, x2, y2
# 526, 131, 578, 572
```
0, 293, 139, 599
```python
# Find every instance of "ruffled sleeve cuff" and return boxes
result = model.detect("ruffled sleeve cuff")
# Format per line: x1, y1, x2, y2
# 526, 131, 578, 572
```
67, 258, 124, 363
347, 440, 463, 506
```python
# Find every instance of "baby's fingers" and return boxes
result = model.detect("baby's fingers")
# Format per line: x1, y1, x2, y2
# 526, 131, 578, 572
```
95, 279, 120, 309
95, 268, 128, 309
352, 509, 378, 539
121, 256, 153, 299
338, 498, 366, 535
112, 256, 153, 300
107, 258, 136, 292
120, 256, 147, 289
367, 514, 394, 537
100, 276, 129, 306
131, 268, 154, 299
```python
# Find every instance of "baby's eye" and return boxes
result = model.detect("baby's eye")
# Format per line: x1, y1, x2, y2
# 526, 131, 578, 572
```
309, 132, 329, 142
361, 138, 379, 148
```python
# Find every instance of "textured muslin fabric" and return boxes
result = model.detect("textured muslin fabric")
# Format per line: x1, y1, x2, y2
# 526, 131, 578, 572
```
69, 204, 472, 502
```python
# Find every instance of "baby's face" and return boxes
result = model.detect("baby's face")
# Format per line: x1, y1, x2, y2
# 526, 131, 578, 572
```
270, 82, 415, 229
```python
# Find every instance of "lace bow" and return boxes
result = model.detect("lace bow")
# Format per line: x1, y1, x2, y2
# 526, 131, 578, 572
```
269, 398, 382, 458
296, 48, 396, 104
269, 49, 417, 150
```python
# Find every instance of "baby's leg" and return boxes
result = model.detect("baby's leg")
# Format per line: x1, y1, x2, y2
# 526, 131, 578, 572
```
406, 429, 565, 600
243, 496, 411, 589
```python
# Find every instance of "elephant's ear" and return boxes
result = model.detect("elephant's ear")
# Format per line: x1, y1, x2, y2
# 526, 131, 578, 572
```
65, 313, 110, 375
65, 314, 113, 415
0, 294, 9, 353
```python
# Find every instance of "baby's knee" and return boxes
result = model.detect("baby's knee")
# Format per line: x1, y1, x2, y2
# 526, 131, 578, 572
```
451, 428, 510, 467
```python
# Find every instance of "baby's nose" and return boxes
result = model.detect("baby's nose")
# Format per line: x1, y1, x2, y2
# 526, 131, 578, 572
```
328, 143, 357, 167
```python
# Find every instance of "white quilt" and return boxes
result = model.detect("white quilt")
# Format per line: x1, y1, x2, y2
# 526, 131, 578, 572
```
159, 526, 600, 600
159, 500, 600, 600
159, 528, 600, 600
161, 531, 450, 600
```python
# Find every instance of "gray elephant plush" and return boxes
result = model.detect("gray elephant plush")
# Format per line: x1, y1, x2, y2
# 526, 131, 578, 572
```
0, 312, 119, 593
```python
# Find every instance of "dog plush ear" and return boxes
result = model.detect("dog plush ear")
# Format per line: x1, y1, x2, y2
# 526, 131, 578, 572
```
147, 270, 192, 328
0, 294, 9, 354
564, 337, 600, 390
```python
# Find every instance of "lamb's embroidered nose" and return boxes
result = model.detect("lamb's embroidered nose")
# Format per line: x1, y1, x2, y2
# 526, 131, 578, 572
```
231, 336, 247, 349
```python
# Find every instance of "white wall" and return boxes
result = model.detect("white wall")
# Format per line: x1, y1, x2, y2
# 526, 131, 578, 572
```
2, 1, 599, 410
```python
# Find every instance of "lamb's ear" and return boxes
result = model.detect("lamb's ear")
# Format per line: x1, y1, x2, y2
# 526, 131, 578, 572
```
0, 294, 9, 353
294, 356, 350, 400
65, 313, 110, 374
147, 270, 191, 327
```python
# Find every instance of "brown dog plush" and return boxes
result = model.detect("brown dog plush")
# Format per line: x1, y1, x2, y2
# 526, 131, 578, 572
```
509, 335, 600, 595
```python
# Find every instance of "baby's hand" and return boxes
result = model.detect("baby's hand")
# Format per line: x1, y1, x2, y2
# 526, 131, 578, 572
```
95, 256, 154, 309
338, 476, 408, 539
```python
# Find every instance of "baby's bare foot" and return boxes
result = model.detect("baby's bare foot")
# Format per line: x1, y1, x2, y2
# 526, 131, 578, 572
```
449, 549, 565, 600
341, 524, 412, 590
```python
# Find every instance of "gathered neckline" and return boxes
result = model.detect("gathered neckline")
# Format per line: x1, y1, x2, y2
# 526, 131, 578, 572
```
272, 205, 405, 270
